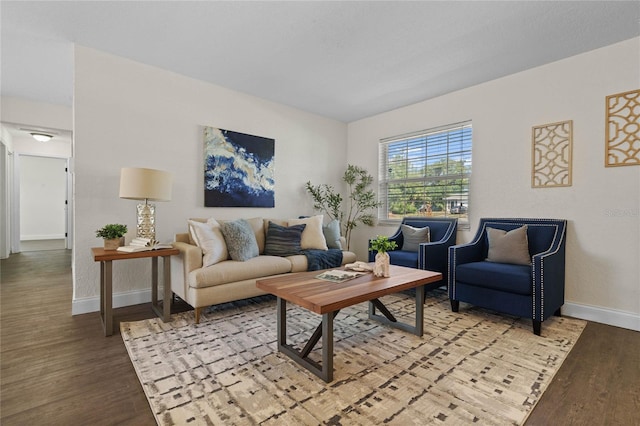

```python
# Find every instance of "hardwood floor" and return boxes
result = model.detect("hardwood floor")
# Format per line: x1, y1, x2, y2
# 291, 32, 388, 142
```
1, 250, 639, 425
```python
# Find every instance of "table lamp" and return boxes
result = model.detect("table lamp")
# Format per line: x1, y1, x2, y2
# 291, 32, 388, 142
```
119, 167, 172, 240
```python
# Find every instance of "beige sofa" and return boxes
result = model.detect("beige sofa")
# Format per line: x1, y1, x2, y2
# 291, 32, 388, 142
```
171, 217, 357, 323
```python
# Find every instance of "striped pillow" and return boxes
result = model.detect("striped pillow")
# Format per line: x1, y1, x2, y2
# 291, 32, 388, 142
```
264, 222, 306, 257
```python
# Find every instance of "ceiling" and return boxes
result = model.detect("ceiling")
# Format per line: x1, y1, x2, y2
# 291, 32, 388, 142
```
1, 0, 639, 129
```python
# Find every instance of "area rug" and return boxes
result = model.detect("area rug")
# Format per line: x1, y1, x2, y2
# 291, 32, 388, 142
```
121, 290, 586, 425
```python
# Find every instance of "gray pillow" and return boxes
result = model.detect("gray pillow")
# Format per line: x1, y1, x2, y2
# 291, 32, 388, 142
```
401, 224, 430, 251
220, 219, 259, 261
264, 222, 306, 256
322, 219, 342, 250
486, 225, 532, 265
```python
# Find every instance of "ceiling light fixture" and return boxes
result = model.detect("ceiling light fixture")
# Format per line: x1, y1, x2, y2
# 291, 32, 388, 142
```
31, 132, 53, 142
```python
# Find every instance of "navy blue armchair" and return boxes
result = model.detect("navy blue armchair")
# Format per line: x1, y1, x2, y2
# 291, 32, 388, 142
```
369, 217, 458, 290
448, 218, 567, 335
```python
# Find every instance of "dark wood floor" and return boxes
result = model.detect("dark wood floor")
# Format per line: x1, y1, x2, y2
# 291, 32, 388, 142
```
1, 250, 639, 425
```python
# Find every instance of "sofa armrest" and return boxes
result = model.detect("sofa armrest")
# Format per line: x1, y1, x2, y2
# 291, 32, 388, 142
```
170, 241, 202, 302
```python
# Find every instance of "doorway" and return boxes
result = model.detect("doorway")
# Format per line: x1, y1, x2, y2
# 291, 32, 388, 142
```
17, 155, 69, 252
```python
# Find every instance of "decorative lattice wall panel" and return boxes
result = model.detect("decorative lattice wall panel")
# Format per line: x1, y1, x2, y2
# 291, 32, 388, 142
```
532, 120, 573, 188
605, 89, 640, 167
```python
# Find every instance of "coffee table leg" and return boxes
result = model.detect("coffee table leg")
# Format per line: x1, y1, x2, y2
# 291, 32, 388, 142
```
277, 297, 286, 346
368, 287, 425, 337
276, 297, 334, 382
415, 285, 425, 336
321, 312, 333, 382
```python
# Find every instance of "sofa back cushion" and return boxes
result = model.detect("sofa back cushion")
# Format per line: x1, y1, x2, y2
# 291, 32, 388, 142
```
220, 219, 260, 261
264, 222, 306, 256
288, 215, 328, 250
188, 218, 229, 266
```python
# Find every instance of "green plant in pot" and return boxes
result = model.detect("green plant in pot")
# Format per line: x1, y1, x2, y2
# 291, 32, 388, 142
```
96, 224, 128, 250
305, 164, 380, 250
369, 235, 397, 277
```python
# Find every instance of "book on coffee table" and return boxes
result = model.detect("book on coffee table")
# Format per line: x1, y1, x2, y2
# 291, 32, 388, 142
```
315, 270, 368, 283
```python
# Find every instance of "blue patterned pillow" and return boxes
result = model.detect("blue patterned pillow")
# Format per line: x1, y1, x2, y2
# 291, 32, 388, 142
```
264, 222, 306, 256
220, 219, 259, 261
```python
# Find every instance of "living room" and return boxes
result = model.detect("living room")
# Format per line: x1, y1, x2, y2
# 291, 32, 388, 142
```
1, 2, 639, 425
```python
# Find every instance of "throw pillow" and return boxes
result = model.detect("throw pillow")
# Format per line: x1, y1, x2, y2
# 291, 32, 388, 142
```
264, 222, 306, 256
486, 225, 532, 265
322, 219, 343, 250
188, 219, 228, 267
288, 215, 328, 250
220, 219, 260, 261
401, 224, 430, 251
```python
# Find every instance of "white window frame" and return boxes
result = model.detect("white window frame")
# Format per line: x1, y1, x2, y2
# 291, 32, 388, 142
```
378, 121, 472, 229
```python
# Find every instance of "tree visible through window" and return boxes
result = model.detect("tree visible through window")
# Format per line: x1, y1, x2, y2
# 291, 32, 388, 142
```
378, 121, 472, 226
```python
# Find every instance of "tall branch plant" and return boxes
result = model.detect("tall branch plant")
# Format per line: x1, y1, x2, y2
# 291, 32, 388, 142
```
305, 164, 380, 250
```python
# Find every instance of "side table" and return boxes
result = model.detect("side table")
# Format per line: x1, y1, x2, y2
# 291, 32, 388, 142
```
91, 247, 180, 336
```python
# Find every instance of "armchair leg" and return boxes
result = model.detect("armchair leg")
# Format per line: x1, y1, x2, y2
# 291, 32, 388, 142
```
450, 300, 459, 312
554, 307, 562, 317
533, 320, 541, 336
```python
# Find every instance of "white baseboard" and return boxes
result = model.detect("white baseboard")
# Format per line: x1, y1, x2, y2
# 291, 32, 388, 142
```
21, 234, 66, 241
72, 288, 152, 315
563, 301, 640, 332
71, 290, 640, 332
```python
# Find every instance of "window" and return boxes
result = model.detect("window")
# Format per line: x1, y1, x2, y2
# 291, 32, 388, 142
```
378, 121, 472, 227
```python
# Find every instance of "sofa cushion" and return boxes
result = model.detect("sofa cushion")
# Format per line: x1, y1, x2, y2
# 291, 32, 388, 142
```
264, 222, 306, 256
456, 261, 532, 295
401, 224, 430, 251
388, 250, 419, 268
322, 219, 342, 250
188, 218, 228, 267
220, 219, 260, 261
189, 255, 292, 288
288, 215, 328, 250
486, 225, 531, 265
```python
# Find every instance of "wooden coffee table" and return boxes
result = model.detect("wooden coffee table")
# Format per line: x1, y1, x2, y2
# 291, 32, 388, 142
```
256, 265, 442, 382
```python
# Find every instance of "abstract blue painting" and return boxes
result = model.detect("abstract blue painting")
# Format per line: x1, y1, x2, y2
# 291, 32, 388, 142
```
203, 127, 275, 207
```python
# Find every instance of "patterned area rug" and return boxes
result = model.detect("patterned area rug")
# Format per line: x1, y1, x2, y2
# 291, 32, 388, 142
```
121, 290, 586, 425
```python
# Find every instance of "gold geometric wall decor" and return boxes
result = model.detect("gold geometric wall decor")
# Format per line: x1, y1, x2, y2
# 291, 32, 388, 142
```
532, 120, 573, 188
605, 89, 640, 167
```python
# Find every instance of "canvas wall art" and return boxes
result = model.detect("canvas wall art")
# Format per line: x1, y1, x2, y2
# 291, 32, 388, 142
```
203, 126, 275, 207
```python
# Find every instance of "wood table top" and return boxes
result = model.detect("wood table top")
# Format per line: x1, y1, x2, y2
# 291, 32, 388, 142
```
91, 247, 180, 261
256, 264, 442, 315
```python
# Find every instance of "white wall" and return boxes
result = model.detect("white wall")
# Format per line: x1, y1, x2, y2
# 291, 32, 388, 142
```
348, 37, 640, 331
72, 46, 348, 313
19, 155, 67, 240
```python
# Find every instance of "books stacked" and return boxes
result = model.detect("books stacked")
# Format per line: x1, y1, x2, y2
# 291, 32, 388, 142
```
117, 238, 173, 253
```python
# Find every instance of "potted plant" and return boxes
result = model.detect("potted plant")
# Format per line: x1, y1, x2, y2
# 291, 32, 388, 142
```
305, 164, 380, 250
96, 224, 128, 250
369, 235, 397, 277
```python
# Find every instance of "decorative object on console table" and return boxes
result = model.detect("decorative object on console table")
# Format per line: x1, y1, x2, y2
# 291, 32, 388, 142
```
369, 235, 397, 277
203, 126, 275, 207
117, 237, 173, 253
605, 89, 640, 167
119, 167, 173, 240
532, 120, 573, 187
95, 223, 127, 250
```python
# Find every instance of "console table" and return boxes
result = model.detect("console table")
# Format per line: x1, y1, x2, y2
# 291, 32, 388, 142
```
91, 247, 179, 336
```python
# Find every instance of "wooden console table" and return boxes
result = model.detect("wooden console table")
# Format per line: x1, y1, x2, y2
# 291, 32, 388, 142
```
91, 247, 179, 336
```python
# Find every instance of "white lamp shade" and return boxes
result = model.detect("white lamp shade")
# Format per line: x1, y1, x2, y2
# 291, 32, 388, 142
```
119, 167, 172, 201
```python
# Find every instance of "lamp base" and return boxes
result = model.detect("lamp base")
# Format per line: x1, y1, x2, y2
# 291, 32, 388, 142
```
136, 203, 156, 240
